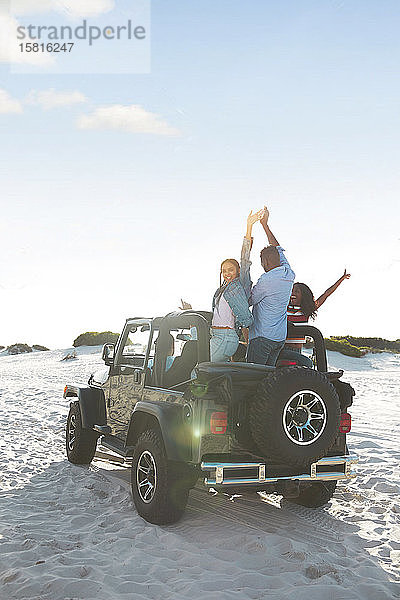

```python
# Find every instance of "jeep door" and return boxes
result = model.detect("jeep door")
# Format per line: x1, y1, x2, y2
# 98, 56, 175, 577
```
107, 320, 152, 439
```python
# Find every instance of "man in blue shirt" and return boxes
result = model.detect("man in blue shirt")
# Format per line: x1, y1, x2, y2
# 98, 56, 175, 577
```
241, 208, 295, 365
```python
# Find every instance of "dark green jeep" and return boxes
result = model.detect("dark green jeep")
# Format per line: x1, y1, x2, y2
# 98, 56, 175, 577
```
64, 310, 358, 524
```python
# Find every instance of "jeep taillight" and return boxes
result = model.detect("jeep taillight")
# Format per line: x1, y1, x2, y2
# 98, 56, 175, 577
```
339, 413, 351, 433
210, 412, 227, 434
277, 359, 297, 367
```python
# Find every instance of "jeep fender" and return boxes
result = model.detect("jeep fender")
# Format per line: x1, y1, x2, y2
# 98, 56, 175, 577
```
64, 385, 106, 429
127, 401, 192, 462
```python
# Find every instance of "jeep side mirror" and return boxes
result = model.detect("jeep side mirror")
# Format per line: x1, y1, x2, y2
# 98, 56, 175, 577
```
102, 343, 115, 365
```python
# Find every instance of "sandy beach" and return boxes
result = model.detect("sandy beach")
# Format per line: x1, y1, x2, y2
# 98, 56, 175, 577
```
0, 347, 399, 599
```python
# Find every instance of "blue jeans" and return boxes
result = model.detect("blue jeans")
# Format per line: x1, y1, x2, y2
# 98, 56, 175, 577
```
210, 329, 239, 362
278, 347, 313, 368
247, 337, 285, 366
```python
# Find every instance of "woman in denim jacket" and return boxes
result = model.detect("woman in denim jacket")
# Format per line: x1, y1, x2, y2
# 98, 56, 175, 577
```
209, 210, 262, 362
182, 210, 262, 362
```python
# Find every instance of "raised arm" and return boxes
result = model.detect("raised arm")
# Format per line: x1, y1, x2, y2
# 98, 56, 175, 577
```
246, 209, 263, 240
179, 299, 192, 310
260, 206, 279, 246
259, 206, 293, 273
241, 210, 263, 297
315, 269, 351, 309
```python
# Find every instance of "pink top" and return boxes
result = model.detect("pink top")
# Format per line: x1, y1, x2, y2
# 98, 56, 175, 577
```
212, 294, 235, 328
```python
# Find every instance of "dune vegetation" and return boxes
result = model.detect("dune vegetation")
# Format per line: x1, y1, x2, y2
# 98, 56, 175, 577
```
324, 336, 400, 358
73, 331, 120, 347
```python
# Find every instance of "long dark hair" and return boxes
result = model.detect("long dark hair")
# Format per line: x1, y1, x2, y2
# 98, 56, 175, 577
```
295, 282, 317, 320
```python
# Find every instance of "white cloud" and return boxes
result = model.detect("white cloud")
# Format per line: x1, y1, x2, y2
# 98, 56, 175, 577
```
10, 0, 115, 19
77, 105, 180, 137
0, 88, 23, 114
0, 13, 55, 66
26, 89, 88, 110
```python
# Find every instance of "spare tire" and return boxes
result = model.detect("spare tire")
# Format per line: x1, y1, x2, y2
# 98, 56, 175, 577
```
249, 367, 340, 468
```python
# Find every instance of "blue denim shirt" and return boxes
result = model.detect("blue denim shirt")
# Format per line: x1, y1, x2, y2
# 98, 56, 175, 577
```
240, 237, 295, 342
212, 278, 254, 332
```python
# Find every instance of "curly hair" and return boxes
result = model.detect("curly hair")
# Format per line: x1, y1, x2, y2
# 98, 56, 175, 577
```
295, 282, 317, 320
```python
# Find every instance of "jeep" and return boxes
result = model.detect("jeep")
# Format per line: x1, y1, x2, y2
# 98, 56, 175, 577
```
64, 310, 358, 524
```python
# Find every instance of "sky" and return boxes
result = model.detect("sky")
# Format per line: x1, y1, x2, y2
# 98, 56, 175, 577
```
0, 0, 399, 349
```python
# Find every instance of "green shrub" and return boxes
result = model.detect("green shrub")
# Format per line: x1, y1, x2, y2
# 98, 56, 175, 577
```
334, 336, 400, 353
7, 343, 32, 355
73, 331, 120, 347
32, 344, 49, 352
324, 338, 366, 358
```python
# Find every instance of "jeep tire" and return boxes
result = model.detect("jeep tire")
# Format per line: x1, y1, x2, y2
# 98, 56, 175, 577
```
66, 401, 98, 465
250, 367, 340, 467
131, 429, 190, 525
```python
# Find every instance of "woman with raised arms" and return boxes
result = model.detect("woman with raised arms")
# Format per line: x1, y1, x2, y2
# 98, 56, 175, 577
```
181, 210, 263, 362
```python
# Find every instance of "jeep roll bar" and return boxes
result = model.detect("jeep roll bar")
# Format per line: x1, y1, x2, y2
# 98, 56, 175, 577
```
286, 323, 328, 372
153, 311, 211, 388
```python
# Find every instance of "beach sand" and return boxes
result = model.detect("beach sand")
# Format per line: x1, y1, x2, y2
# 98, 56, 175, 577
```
0, 347, 399, 599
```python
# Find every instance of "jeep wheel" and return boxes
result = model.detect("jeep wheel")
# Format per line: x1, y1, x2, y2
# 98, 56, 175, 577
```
131, 429, 190, 525
250, 367, 340, 468
66, 402, 98, 465
287, 481, 337, 508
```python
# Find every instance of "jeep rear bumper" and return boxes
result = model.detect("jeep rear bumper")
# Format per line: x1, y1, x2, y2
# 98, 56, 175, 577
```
201, 454, 359, 487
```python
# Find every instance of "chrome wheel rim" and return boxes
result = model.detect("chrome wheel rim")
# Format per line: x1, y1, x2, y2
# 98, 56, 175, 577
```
136, 450, 157, 504
67, 413, 76, 451
283, 390, 327, 446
